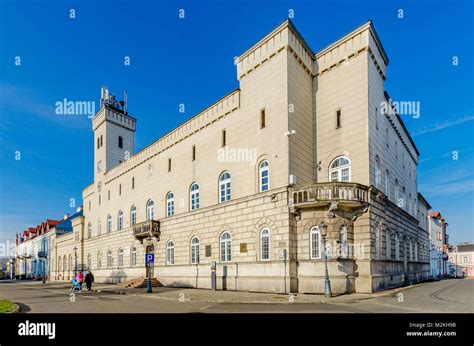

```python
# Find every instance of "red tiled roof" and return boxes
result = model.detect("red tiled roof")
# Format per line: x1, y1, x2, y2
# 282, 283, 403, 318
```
46, 219, 61, 227
429, 211, 447, 223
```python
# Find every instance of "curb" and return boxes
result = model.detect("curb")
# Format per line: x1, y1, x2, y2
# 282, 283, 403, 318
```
8, 303, 20, 314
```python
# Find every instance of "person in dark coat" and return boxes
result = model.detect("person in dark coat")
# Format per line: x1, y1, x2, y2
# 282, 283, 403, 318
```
85, 271, 94, 291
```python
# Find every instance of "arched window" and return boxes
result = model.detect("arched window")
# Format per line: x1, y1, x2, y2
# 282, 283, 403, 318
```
166, 241, 175, 265
118, 136, 123, 149
386, 231, 391, 260
259, 160, 269, 192
339, 226, 347, 258
408, 193, 412, 214
190, 237, 200, 264
374, 156, 381, 189
118, 248, 124, 268
107, 215, 112, 233
395, 179, 400, 205
402, 187, 406, 209
118, 210, 124, 230
97, 251, 102, 269
408, 240, 413, 261
87, 253, 91, 270
87, 223, 92, 239
310, 226, 321, 259
260, 228, 270, 260
395, 234, 400, 260
329, 156, 351, 182
166, 192, 174, 217
385, 170, 390, 197
220, 232, 232, 262
146, 200, 154, 221
219, 172, 231, 203
97, 219, 101, 236
375, 224, 380, 259
107, 250, 112, 268
131, 247, 137, 267
130, 206, 136, 226
190, 183, 200, 210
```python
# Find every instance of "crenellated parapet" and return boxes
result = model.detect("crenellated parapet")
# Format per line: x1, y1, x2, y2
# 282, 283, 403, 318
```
92, 106, 136, 132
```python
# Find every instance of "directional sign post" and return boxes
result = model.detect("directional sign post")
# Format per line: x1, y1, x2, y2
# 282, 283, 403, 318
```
145, 254, 154, 293
145, 254, 154, 264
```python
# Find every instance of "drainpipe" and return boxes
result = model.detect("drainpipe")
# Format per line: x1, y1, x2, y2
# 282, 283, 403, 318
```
235, 262, 238, 291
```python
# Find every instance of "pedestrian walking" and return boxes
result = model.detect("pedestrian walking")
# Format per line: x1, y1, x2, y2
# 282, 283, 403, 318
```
76, 271, 84, 292
85, 271, 94, 291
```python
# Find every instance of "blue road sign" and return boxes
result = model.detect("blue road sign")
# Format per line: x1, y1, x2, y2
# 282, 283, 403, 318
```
145, 254, 154, 263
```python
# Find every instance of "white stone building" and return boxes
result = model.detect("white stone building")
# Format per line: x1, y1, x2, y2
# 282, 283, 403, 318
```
428, 211, 448, 278
43, 19, 431, 294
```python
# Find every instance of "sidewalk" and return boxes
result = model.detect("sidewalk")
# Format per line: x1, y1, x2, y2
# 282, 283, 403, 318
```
93, 282, 421, 304
11, 279, 426, 304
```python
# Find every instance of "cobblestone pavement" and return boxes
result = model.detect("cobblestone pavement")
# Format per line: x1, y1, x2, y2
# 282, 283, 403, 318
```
0, 278, 472, 313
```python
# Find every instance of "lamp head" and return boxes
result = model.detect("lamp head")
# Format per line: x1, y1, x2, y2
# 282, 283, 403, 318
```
319, 222, 328, 237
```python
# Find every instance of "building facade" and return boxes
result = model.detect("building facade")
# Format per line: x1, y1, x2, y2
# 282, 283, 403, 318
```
428, 211, 449, 278
447, 243, 474, 278
33, 19, 431, 294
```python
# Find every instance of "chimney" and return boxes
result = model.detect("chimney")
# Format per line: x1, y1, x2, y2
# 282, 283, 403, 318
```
64, 213, 70, 220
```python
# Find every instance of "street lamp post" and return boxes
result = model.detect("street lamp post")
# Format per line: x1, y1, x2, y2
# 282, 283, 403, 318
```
42, 257, 46, 284
319, 222, 332, 298
10, 259, 13, 280
146, 236, 153, 294
73, 246, 77, 277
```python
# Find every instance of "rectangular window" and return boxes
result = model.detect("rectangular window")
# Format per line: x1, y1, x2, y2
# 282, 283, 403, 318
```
99, 195, 101, 205
260, 109, 266, 128
108, 190, 110, 201
336, 109, 341, 129
222, 129, 226, 147
192, 145, 196, 161
463, 256, 468, 263
88, 201, 91, 211
375, 107, 378, 129
168, 158, 171, 172
132, 177, 135, 189
119, 184, 121, 195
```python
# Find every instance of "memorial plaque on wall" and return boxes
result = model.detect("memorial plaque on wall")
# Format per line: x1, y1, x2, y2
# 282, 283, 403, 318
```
240, 243, 248, 253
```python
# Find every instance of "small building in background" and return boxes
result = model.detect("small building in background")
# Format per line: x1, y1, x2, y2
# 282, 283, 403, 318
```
447, 243, 474, 278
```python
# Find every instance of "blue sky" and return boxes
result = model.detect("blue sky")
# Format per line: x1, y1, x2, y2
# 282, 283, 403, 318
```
0, 0, 473, 247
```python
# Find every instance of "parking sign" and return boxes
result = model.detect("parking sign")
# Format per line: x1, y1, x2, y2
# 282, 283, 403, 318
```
145, 254, 154, 263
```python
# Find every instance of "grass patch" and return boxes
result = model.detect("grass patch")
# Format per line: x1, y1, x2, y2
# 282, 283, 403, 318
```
0, 300, 16, 313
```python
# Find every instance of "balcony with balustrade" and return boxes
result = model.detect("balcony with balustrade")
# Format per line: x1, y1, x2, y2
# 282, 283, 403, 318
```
290, 182, 370, 219
132, 220, 161, 243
